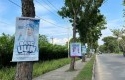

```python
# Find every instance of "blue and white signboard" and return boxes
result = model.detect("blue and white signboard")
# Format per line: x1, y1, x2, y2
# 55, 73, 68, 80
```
12, 17, 40, 62
70, 43, 82, 56
90, 49, 95, 54
81, 45, 86, 54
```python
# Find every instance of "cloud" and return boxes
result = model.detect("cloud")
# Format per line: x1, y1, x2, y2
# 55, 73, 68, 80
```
52, 38, 68, 45
107, 19, 124, 29
0, 23, 15, 35
98, 28, 113, 45
39, 17, 72, 38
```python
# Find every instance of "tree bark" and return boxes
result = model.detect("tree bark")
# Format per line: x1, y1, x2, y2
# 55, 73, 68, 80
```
15, 0, 35, 80
82, 54, 86, 62
69, 57, 75, 70
15, 62, 33, 80
69, 15, 76, 70
21, 0, 35, 17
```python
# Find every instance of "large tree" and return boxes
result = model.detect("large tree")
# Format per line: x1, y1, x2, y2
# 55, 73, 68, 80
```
77, 0, 106, 49
58, 0, 84, 70
58, 0, 106, 70
15, 0, 35, 80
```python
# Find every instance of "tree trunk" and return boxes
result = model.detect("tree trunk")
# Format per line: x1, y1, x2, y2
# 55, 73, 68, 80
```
69, 57, 75, 70
15, 62, 33, 80
69, 15, 76, 70
82, 54, 86, 62
15, 0, 35, 80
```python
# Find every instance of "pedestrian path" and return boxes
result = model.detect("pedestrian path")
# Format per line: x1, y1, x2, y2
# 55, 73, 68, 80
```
33, 58, 90, 80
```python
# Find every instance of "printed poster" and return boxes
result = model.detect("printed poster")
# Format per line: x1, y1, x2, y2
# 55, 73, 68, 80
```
90, 49, 95, 54
70, 43, 81, 56
81, 45, 86, 54
12, 17, 40, 62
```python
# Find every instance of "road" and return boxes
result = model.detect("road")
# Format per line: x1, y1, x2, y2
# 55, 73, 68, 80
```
94, 54, 125, 80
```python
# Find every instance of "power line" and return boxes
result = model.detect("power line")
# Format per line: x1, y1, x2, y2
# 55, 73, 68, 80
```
42, 0, 57, 12
46, 0, 59, 11
35, 0, 59, 17
36, 16, 66, 29
35, 0, 68, 25
0, 21, 13, 26
8, 0, 67, 29
8, 0, 21, 8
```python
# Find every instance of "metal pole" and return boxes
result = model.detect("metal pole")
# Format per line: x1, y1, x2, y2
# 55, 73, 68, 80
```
67, 27, 70, 58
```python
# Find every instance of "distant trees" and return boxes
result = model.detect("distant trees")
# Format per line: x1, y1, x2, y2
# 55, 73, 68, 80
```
101, 36, 118, 53
99, 28, 125, 53
98, 0, 125, 54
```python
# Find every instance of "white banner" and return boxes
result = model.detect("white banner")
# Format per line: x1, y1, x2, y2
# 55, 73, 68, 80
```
81, 45, 86, 54
70, 43, 81, 56
90, 49, 95, 54
12, 17, 40, 62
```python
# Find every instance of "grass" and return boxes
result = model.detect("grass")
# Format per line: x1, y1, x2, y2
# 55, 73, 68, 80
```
0, 67, 15, 80
33, 58, 70, 77
73, 55, 95, 80
0, 58, 70, 80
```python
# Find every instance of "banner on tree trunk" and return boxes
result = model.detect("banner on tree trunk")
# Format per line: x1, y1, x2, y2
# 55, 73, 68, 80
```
81, 45, 86, 54
70, 43, 81, 56
12, 17, 40, 62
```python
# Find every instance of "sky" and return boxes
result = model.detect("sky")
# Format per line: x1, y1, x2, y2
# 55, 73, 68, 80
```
99, 0, 125, 45
0, 0, 124, 45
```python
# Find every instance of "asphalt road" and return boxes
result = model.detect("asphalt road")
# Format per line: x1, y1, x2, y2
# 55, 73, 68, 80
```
95, 54, 125, 80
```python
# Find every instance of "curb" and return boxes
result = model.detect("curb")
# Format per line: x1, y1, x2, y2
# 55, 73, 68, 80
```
92, 55, 96, 80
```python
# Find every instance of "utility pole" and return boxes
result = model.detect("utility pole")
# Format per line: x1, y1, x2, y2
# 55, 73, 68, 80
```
67, 27, 70, 58
51, 36, 54, 45
15, 0, 35, 80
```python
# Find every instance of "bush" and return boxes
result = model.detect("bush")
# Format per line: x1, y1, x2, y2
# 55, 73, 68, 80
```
0, 33, 68, 67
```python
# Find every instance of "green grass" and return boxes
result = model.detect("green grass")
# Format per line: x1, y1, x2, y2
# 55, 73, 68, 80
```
73, 55, 95, 80
33, 58, 70, 77
0, 67, 15, 80
0, 58, 70, 80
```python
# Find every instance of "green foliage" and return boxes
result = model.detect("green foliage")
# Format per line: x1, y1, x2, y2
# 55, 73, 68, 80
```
73, 55, 95, 80
111, 28, 125, 52
92, 41, 99, 53
39, 34, 49, 47
119, 37, 125, 51
0, 33, 15, 67
101, 36, 119, 53
58, 0, 106, 51
0, 33, 68, 67
58, 0, 84, 20
77, 0, 106, 45
39, 43, 68, 60
99, 45, 106, 52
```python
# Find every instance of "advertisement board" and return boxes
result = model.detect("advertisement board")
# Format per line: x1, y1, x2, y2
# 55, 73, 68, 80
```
12, 17, 40, 62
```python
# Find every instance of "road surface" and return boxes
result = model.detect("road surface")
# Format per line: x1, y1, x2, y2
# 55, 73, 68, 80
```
95, 54, 125, 80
